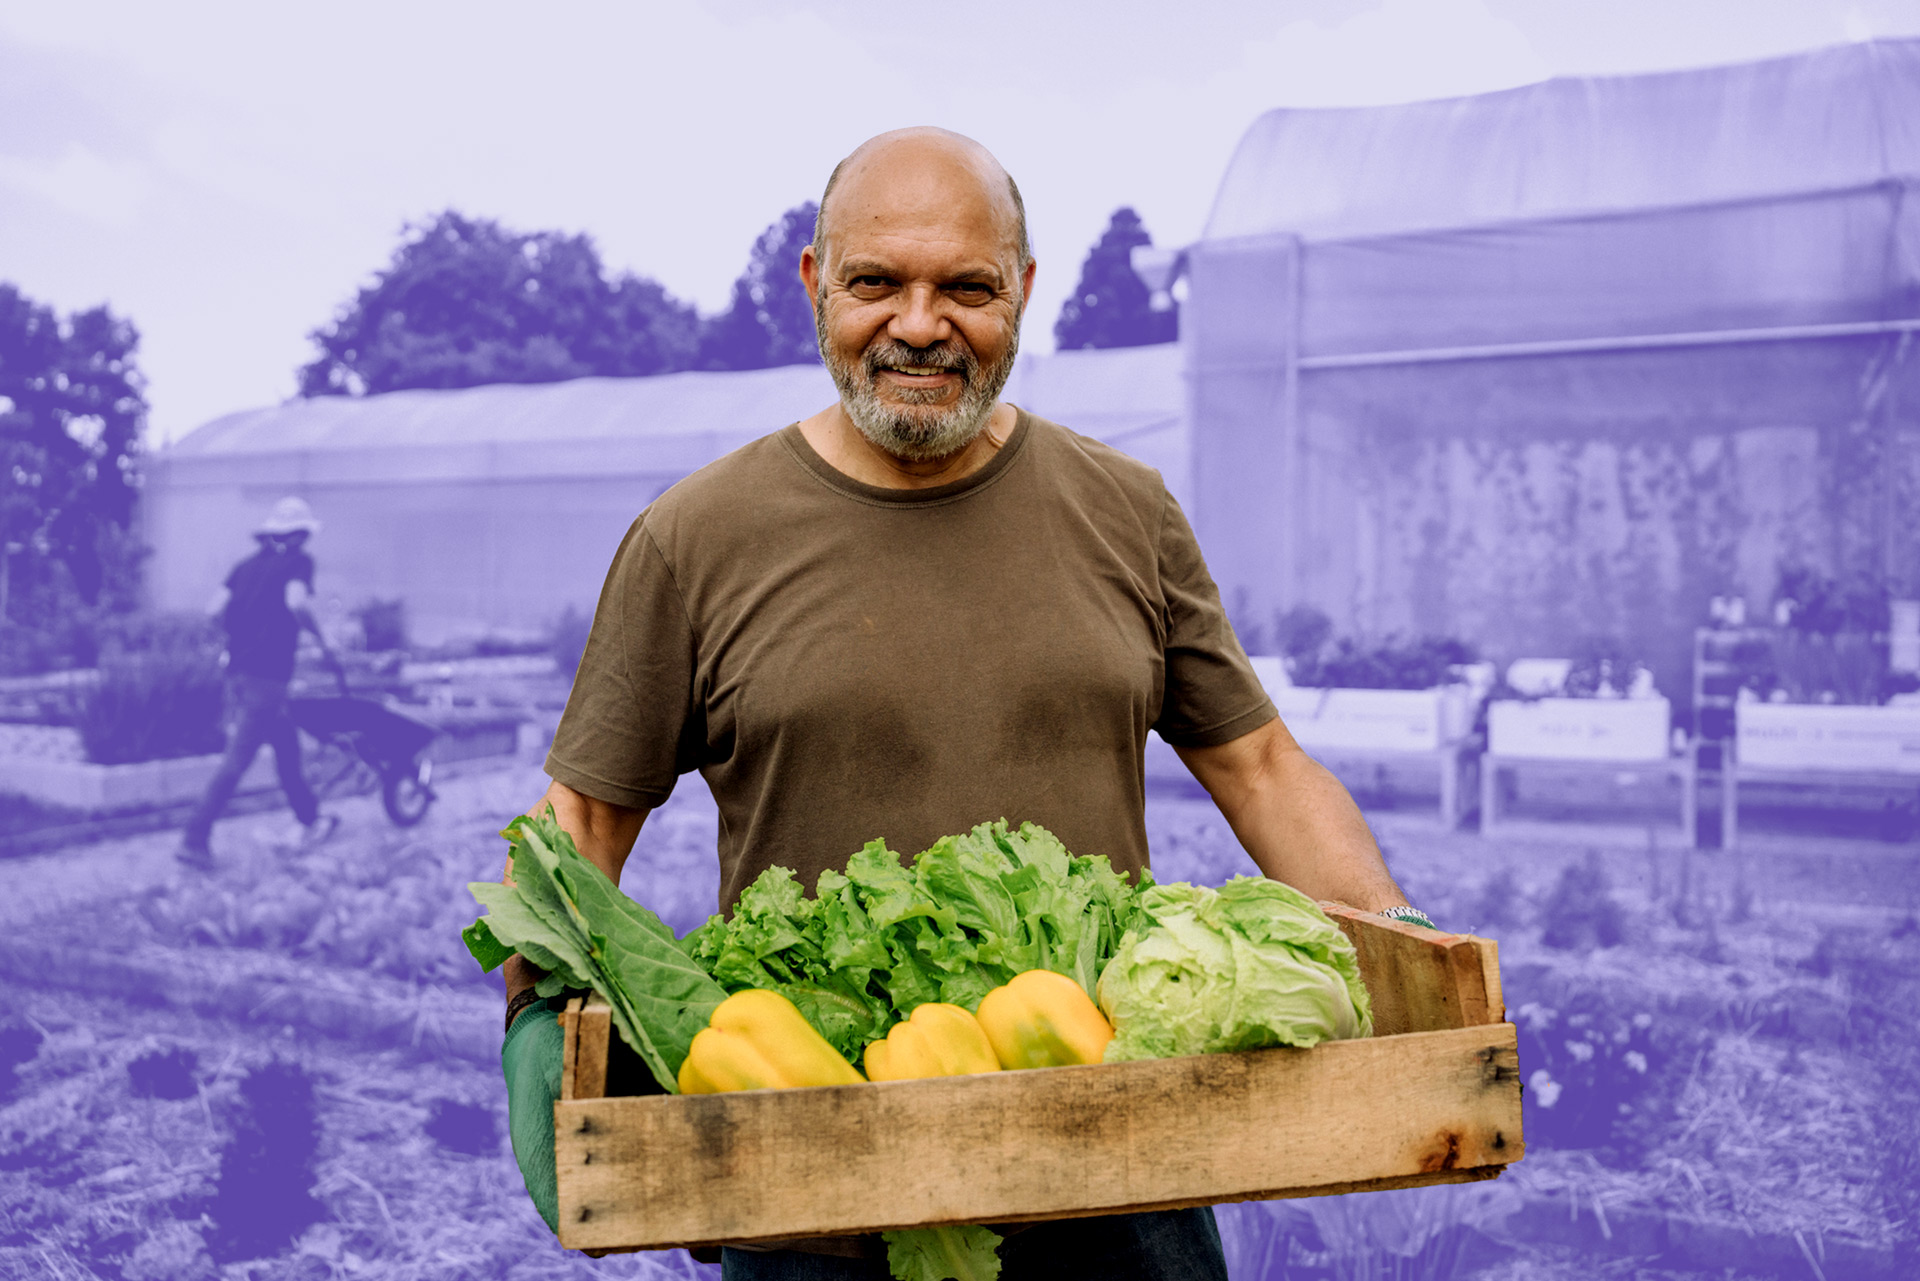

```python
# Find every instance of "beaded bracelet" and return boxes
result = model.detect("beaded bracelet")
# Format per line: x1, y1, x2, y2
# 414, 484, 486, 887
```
1377, 905, 1438, 931
503, 986, 549, 1035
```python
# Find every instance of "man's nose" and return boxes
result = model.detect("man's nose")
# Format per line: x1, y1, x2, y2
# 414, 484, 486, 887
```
888, 285, 948, 348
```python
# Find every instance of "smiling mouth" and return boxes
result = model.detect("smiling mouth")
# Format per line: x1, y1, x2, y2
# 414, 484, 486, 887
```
880, 364, 958, 378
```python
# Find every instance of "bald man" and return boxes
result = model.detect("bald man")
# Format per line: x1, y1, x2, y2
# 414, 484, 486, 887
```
500, 128, 1418, 1278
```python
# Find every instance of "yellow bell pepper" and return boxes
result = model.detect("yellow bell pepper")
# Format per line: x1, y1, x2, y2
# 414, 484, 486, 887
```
677, 989, 865, 1094
975, 968, 1114, 1069
862, 1002, 1001, 1081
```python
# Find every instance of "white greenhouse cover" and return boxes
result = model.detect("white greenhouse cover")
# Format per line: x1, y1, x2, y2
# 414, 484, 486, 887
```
1206, 38, 1920, 244
1198, 39, 1920, 357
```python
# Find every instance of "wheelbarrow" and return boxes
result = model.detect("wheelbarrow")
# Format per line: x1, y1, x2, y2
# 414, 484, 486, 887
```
289, 665, 439, 827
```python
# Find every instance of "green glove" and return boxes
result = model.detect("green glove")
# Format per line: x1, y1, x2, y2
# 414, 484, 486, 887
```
503, 996, 566, 1233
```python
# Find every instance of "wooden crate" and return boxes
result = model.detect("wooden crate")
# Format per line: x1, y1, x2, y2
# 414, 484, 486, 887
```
552, 905, 1521, 1254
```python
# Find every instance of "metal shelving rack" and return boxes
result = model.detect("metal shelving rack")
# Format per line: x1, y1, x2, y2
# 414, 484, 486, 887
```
1690, 626, 1774, 845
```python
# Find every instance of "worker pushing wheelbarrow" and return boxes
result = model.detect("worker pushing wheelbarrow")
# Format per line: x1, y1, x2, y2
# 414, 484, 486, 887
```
178, 497, 439, 871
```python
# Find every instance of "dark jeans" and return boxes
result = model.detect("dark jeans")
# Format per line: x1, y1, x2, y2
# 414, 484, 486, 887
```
182, 673, 318, 850
719, 1209, 1229, 1281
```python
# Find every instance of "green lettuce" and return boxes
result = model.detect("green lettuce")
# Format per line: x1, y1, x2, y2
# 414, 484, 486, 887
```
680, 821, 1151, 1061
462, 810, 728, 1092
883, 1225, 1003, 1281
1096, 876, 1372, 1061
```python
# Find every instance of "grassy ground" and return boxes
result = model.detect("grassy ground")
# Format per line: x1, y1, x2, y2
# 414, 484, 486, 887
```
1, 760, 1912, 1279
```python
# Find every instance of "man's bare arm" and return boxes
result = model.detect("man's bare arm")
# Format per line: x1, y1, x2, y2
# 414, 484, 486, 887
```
502, 778, 651, 1007
1173, 717, 1408, 912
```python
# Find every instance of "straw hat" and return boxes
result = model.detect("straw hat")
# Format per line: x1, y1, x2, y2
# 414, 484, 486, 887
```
256, 496, 321, 537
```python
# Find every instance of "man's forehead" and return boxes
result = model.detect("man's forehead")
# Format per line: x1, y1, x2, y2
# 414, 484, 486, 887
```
838, 127, 1006, 190
818, 129, 1021, 265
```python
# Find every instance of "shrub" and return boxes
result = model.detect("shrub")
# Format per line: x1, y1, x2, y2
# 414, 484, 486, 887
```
1292, 634, 1477, 691
94, 610, 217, 658
0, 612, 100, 677
549, 605, 593, 677
1515, 996, 1676, 1163
1773, 561, 1889, 635
204, 1060, 323, 1263
1761, 629, 1889, 705
74, 614, 226, 765
1273, 605, 1333, 660
351, 597, 407, 652
1561, 634, 1652, 698
1537, 853, 1626, 951
1466, 867, 1525, 933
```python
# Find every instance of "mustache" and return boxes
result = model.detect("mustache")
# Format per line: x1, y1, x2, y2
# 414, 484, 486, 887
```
862, 340, 975, 377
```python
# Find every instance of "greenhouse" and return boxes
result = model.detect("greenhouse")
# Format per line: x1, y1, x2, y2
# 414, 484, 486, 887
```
1182, 36, 1920, 691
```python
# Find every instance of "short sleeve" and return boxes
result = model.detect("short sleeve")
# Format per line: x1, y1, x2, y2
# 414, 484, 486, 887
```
1151, 490, 1277, 748
544, 515, 703, 810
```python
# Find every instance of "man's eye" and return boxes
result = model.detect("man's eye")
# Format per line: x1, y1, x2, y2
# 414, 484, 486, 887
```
848, 276, 893, 292
950, 284, 992, 301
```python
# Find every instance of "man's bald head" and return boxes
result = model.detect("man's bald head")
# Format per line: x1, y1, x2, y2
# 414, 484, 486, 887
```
811, 127, 1032, 278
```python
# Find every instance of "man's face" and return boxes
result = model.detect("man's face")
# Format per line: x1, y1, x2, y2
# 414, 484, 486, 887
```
802, 148, 1036, 463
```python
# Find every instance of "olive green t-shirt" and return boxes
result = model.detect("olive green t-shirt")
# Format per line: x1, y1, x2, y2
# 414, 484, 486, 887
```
545, 409, 1275, 912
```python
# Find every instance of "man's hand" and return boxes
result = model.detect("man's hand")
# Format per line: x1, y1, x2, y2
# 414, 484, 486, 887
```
1173, 717, 1408, 912
502, 780, 651, 1011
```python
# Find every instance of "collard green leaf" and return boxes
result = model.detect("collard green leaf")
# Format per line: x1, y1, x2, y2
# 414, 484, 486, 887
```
460, 917, 516, 972
463, 880, 596, 986
462, 812, 728, 1093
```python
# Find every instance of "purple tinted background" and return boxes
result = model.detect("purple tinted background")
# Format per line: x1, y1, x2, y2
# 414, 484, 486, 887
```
5, 33, 1919, 1281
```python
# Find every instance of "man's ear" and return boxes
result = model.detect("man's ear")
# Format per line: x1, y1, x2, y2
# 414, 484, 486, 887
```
799, 243, 823, 309
1017, 257, 1038, 318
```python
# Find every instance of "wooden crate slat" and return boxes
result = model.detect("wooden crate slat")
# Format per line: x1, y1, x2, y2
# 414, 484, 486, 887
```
573, 1002, 611, 1101
555, 1022, 1521, 1252
1321, 905, 1500, 1035
559, 997, 583, 1103
1475, 938, 1505, 1027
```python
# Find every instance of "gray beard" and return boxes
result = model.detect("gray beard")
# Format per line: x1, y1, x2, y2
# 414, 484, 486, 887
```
816, 296, 1021, 463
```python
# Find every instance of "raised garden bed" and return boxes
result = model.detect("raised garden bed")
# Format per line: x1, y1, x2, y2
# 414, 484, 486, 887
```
1249, 663, 1483, 827
0, 710, 524, 815
1487, 697, 1671, 763
1735, 701, 1920, 773
1271, 685, 1476, 754
5, 750, 279, 812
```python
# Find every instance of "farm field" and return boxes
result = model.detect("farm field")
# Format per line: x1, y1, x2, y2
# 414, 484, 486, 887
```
1, 761, 1913, 1280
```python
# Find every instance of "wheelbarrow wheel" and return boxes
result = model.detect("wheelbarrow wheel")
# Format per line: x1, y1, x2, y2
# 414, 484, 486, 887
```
383, 759, 434, 827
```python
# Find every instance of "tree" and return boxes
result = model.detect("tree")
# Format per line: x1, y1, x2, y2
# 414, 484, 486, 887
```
697, 203, 822, 371
1053, 207, 1177, 351
298, 211, 701, 396
0, 283, 147, 662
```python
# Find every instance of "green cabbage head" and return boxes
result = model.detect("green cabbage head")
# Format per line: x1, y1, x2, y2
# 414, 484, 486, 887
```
1096, 877, 1373, 1061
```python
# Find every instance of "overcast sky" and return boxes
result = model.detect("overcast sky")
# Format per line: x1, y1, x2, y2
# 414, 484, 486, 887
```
4, 0, 1917, 443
